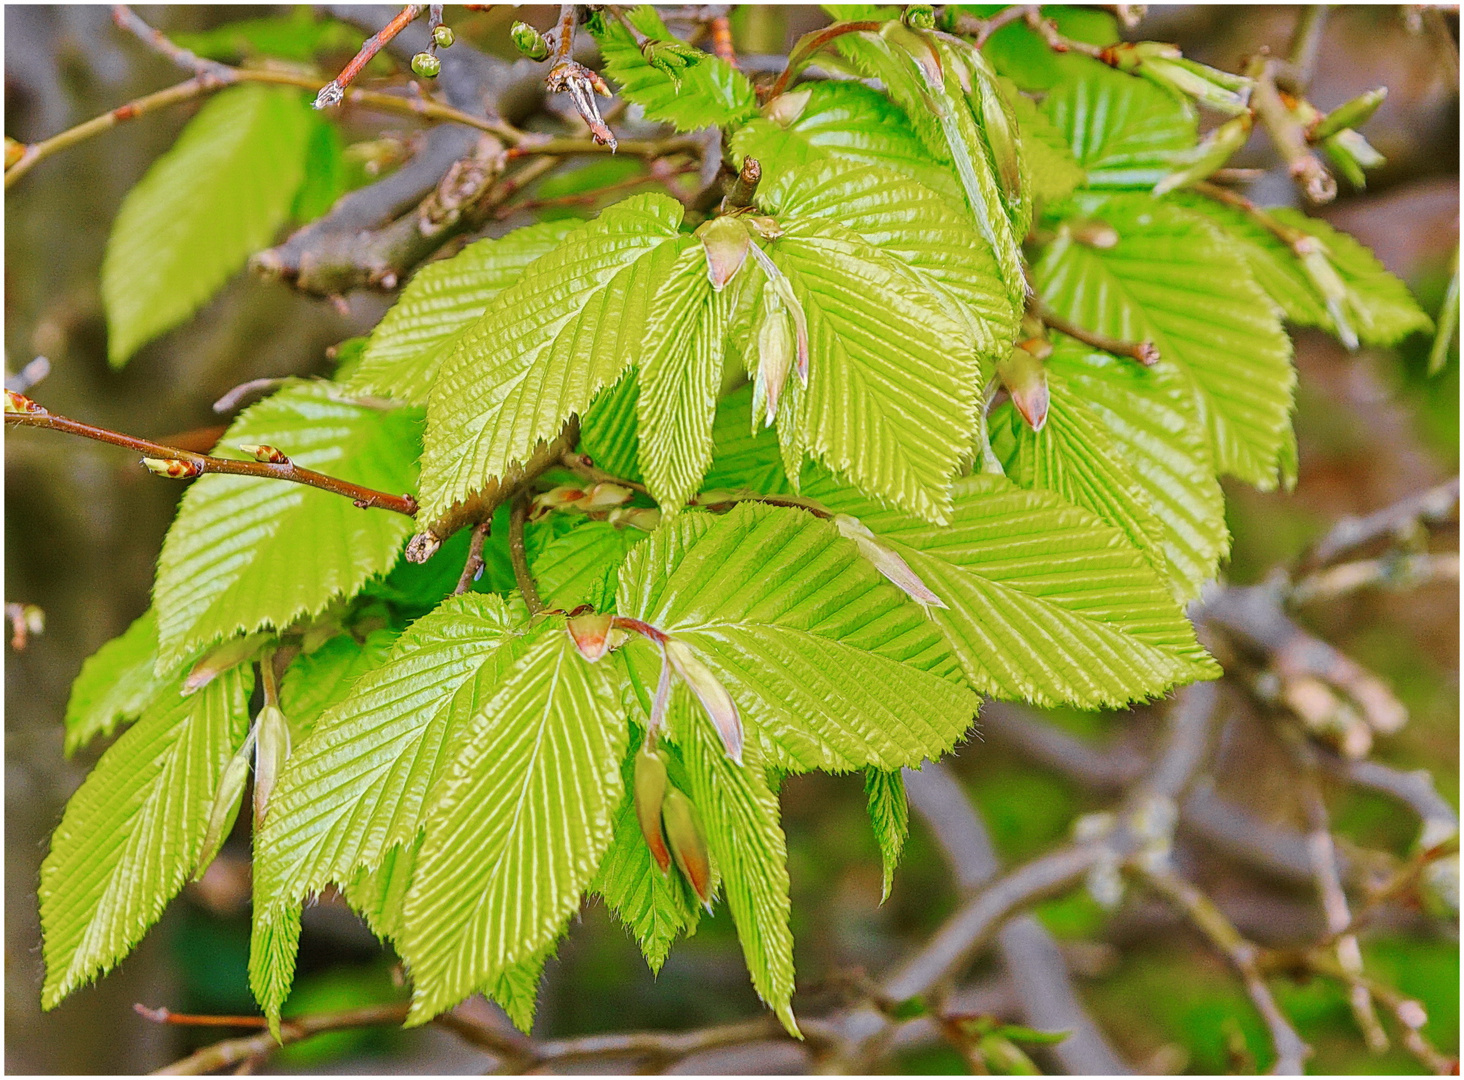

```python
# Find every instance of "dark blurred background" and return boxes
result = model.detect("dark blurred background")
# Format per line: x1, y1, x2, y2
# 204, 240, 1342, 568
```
5, 5, 1457, 1073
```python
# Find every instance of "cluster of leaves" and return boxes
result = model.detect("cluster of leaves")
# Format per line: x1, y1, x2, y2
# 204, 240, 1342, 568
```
44, 3, 1432, 1041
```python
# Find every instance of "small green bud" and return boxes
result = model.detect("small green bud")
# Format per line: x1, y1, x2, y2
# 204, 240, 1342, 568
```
184, 632, 271, 695
1322, 127, 1385, 190
834, 514, 947, 608
1296, 240, 1359, 350
142, 456, 203, 478
4, 389, 41, 414
762, 88, 811, 127
752, 293, 795, 428
567, 611, 615, 662
641, 38, 702, 85
1152, 112, 1253, 196
746, 243, 809, 384
633, 742, 672, 873
510, 21, 551, 61
903, 5, 936, 30
197, 738, 253, 878
252, 704, 291, 826
1313, 87, 1386, 141
411, 52, 441, 79
1107, 42, 1250, 115
662, 787, 713, 906
432, 24, 455, 49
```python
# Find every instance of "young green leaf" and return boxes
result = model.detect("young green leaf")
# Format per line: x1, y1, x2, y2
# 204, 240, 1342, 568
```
702, 383, 795, 495
63, 608, 167, 756
865, 767, 909, 902
248, 905, 302, 1038
1042, 60, 1196, 188
1007, 86, 1086, 204
40, 667, 253, 1009
581, 373, 644, 483
152, 382, 420, 671
349, 221, 582, 406
279, 628, 399, 734
103, 84, 311, 366
529, 519, 645, 612
398, 624, 628, 1023
420, 194, 685, 523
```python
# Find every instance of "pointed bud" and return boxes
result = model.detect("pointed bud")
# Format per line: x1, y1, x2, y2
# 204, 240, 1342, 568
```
1153, 112, 1253, 196
532, 485, 588, 519
510, 21, 551, 61
1295, 239, 1359, 350
142, 457, 203, 478
197, 738, 252, 878
747, 243, 809, 384
607, 506, 662, 531
634, 742, 672, 873
762, 88, 811, 127
959, 44, 1021, 199
432, 24, 455, 49
547, 61, 617, 150
662, 787, 713, 906
744, 215, 783, 241
578, 483, 634, 511
1321, 128, 1385, 190
252, 704, 291, 826
1106, 43, 1250, 114
698, 217, 751, 292
567, 612, 615, 661
835, 514, 947, 608
239, 443, 289, 464
184, 632, 271, 695
411, 51, 441, 79
664, 638, 743, 764
752, 294, 795, 428
641, 38, 702, 86
4, 389, 41, 414
996, 345, 1050, 432
1312, 87, 1386, 141
1071, 220, 1119, 249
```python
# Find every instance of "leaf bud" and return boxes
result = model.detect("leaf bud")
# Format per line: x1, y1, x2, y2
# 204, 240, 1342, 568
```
252, 704, 291, 826
834, 514, 948, 608
1152, 112, 1253, 196
4, 389, 41, 414
640, 38, 702, 86
546, 61, 617, 149
996, 344, 1050, 432
196, 739, 252, 878
431, 24, 455, 49
752, 294, 795, 428
567, 611, 615, 662
904, 5, 936, 29
511, 21, 551, 60
762, 88, 811, 127
607, 506, 662, 531
142, 457, 204, 479
1321, 128, 1385, 190
881, 20, 943, 90
411, 52, 441, 79
532, 484, 588, 520
697, 216, 751, 292
633, 741, 672, 873
664, 638, 743, 763
1070, 220, 1119, 249
184, 632, 271, 695
746, 243, 809, 384
239, 443, 289, 464
1295, 241, 1359, 351
661, 787, 713, 906
580, 482, 634, 511
1312, 87, 1386, 141
1106, 42, 1251, 114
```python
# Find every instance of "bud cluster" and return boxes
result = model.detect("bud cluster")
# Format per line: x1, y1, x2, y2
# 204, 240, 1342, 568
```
640, 38, 703, 86
634, 740, 713, 906
531, 482, 652, 531
1101, 41, 1251, 115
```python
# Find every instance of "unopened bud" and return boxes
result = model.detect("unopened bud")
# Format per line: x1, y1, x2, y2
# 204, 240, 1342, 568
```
752, 294, 795, 428
996, 345, 1050, 432
546, 61, 617, 150
411, 52, 441, 79
882, 21, 943, 89
239, 443, 289, 464
432, 23, 455, 49
960, 44, 1021, 200
835, 515, 947, 608
4, 389, 41, 414
143, 457, 203, 479
312, 81, 344, 110
904, 5, 936, 30
662, 787, 713, 906
634, 742, 672, 873
698, 216, 751, 292
579, 483, 634, 511
747, 243, 809, 384
762, 88, 811, 127
1312, 87, 1386, 141
532, 485, 588, 520
1106, 42, 1250, 114
252, 704, 291, 826
1153, 112, 1253, 196
567, 611, 614, 661
197, 739, 252, 877
510, 20, 551, 61
1071, 220, 1120, 249
1322, 128, 1384, 190
641, 38, 702, 85
664, 638, 743, 763
744, 215, 783, 241
607, 506, 662, 531
184, 632, 270, 695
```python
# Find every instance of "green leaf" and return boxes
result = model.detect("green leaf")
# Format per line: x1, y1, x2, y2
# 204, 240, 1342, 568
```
398, 623, 627, 1023
350, 221, 582, 406
420, 194, 685, 522
341, 835, 419, 945
248, 905, 302, 1038
730, 80, 963, 207
616, 503, 978, 773
485, 946, 556, 1034
807, 473, 1219, 709
581, 373, 644, 483
1008, 85, 1086, 204
637, 241, 731, 511
292, 115, 346, 223
865, 768, 909, 902
530, 519, 644, 612
982, 8, 1120, 92
703, 383, 794, 495
1043, 61, 1196, 187
40, 667, 253, 1008
768, 216, 980, 523
591, 6, 758, 131
152, 382, 421, 671
103, 84, 311, 366
1034, 192, 1295, 488
675, 705, 798, 1036
64, 609, 167, 756
279, 628, 399, 734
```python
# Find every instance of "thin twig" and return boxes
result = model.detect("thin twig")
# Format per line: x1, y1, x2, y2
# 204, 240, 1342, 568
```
1036, 304, 1160, 366
5, 399, 418, 517
154, 1003, 412, 1074
767, 20, 883, 100
509, 492, 544, 614
112, 5, 232, 78
949, 4, 1039, 47
454, 521, 492, 595
559, 451, 651, 496
1280, 5, 1328, 94
135, 1004, 269, 1029
314, 5, 425, 109
1300, 477, 1459, 571
1248, 56, 1336, 204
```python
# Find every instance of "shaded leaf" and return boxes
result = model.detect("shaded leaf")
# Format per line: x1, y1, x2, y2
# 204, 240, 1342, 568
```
64, 609, 166, 756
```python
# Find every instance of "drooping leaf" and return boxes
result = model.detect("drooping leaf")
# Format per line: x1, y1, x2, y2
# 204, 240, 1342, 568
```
279, 628, 399, 734
40, 668, 253, 1008
485, 945, 557, 1034
349, 221, 582, 406
1042, 61, 1196, 187
103, 83, 312, 366
420, 195, 685, 522
248, 905, 302, 1037
1034, 192, 1295, 488
616, 503, 979, 773
398, 623, 627, 1023
590, 6, 758, 131
63, 609, 166, 756
152, 382, 420, 671
807, 472, 1219, 709
865, 767, 909, 902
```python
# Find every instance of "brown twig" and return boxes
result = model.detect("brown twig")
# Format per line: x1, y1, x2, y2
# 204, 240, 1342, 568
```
1036, 303, 1160, 366
153, 1003, 412, 1074
5, 398, 418, 517
314, 5, 425, 109
1299, 477, 1459, 571
708, 12, 738, 66
509, 492, 544, 614
766, 20, 883, 100
559, 451, 651, 496
949, 4, 1039, 47
454, 520, 492, 595
135, 1004, 270, 1030
112, 5, 232, 79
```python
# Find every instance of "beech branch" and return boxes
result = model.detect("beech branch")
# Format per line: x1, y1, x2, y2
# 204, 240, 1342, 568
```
1035, 302, 1160, 366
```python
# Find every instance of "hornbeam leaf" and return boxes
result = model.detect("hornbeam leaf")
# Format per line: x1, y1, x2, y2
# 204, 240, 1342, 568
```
615, 503, 978, 773
420, 194, 685, 522
278, 628, 399, 734
64, 608, 168, 756
581, 374, 643, 483
865, 768, 909, 902
529, 519, 645, 612
768, 217, 979, 524
1043, 60, 1196, 187
1008, 85, 1086, 204
1034, 192, 1295, 489
248, 905, 302, 1037
702, 383, 795, 495
152, 382, 420, 671
399, 625, 627, 1023
40, 668, 253, 1009
350, 221, 582, 406
806, 473, 1219, 709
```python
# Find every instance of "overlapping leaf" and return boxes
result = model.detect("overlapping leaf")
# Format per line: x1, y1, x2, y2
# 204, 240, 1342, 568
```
40, 668, 252, 1008
152, 382, 420, 670
864, 768, 909, 902
1033, 192, 1295, 488
64, 609, 166, 756
279, 628, 399, 734
1008, 85, 1086, 204
1042, 60, 1196, 187
530, 519, 645, 612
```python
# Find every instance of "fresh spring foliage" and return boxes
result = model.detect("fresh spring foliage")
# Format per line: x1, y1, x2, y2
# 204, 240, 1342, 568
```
48, 3, 1432, 1039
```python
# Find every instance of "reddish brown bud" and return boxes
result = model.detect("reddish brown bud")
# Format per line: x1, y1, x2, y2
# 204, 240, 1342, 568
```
567, 611, 614, 662
142, 457, 204, 478
4, 389, 41, 414
239, 443, 289, 464
996, 345, 1050, 432
662, 787, 713, 905
634, 742, 672, 873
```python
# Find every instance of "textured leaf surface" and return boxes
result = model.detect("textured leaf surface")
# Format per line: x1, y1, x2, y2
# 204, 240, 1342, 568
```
617, 503, 977, 773
770, 217, 978, 523
581, 374, 644, 482
809, 473, 1218, 709
399, 626, 626, 1022
421, 195, 684, 521
865, 768, 908, 902
1034, 193, 1295, 488
280, 629, 399, 734
153, 383, 420, 670
702, 383, 794, 495
64, 609, 165, 756
103, 84, 310, 366
350, 221, 581, 406
1009, 86, 1086, 204
41, 668, 252, 1008
1042, 62, 1196, 187
530, 519, 644, 612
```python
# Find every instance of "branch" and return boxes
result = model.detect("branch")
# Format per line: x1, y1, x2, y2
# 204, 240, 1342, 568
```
948, 5, 1038, 47
5, 395, 418, 517
1300, 477, 1459, 571
1036, 304, 1160, 366
153, 1003, 411, 1074
1248, 56, 1336, 204
313, 5, 425, 109
112, 5, 232, 79
454, 520, 492, 595
509, 491, 544, 614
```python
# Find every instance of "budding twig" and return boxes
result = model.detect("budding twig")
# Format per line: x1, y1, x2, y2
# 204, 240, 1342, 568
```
314, 5, 425, 109
112, 5, 232, 80
453, 520, 492, 596
1248, 57, 1336, 204
5, 396, 418, 517
1034, 303, 1160, 366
